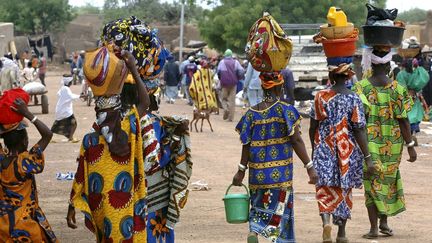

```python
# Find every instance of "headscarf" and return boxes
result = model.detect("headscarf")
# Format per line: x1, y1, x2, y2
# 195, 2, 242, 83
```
62, 75, 73, 86
328, 63, 355, 78
361, 47, 393, 74
259, 71, 284, 90
93, 95, 129, 157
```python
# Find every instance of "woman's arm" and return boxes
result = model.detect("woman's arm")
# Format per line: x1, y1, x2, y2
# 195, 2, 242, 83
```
120, 49, 150, 117
309, 118, 319, 159
11, 98, 52, 151
353, 127, 375, 176
232, 144, 250, 186
397, 118, 417, 162
291, 126, 318, 184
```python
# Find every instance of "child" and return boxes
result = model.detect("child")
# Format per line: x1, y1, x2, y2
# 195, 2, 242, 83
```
0, 97, 58, 242
51, 74, 80, 142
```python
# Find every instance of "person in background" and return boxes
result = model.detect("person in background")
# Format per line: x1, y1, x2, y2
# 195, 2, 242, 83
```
217, 49, 244, 121
183, 56, 198, 106
0, 95, 58, 242
164, 55, 181, 104
309, 64, 375, 243
38, 51, 47, 86
233, 71, 318, 243
243, 62, 263, 107
51, 75, 80, 143
31, 53, 39, 70
22, 61, 36, 86
281, 67, 295, 105
70, 52, 78, 75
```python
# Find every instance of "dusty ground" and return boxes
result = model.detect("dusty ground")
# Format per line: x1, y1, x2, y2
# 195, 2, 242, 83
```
23, 70, 432, 243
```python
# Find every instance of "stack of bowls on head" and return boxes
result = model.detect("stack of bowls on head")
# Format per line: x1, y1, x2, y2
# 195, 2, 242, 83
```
318, 7, 358, 66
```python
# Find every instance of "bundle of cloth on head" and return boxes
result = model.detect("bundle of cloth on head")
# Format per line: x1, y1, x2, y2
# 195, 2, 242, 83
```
246, 12, 292, 89
0, 88, 30, 135
101, 16, 170, 81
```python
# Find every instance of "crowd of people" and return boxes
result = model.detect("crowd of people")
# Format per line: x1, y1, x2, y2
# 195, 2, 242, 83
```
0, 7, 430, 243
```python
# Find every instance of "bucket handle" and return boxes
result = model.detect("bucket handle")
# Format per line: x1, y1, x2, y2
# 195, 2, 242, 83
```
225, 184, 250, 197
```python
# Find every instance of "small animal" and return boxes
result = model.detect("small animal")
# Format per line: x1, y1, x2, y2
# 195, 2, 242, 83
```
190, 109, 214, 132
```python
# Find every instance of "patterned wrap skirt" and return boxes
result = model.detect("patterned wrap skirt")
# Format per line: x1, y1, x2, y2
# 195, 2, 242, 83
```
316, 186, 353, 225
249, 187, 295, 243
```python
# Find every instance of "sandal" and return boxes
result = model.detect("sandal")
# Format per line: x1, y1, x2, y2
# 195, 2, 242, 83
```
247, 232, 259, 243
322, 224, 332, 243
362, 232, 378, 239
336, 237, 349, 243
379, 228, 394, 237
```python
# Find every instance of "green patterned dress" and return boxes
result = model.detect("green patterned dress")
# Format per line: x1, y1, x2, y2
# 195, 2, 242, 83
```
353, 79, 413, 216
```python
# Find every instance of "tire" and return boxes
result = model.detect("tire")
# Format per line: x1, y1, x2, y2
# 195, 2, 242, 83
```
41, 95, 49, 114
87, 90, 93, 106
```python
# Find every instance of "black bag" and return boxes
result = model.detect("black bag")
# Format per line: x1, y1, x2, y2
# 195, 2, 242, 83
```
365, 3, 398, 25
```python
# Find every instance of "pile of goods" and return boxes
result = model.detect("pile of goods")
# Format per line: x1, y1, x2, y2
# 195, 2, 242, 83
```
245, 12, 292, 73
314, 7, 358, 66
84, 16, 170, 97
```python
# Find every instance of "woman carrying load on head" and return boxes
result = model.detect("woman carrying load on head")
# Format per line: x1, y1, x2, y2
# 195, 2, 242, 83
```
309, 64, 375, 243
66, 46, 151, 242
353, 46, 417, 239
232, 71, 318, 243
0, 89, 58, 242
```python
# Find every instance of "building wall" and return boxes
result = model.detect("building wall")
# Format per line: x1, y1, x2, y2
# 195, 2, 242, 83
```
0, 23, 14, 57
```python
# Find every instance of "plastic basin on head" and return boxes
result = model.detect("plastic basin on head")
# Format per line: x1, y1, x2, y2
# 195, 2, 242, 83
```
223, 184, 250, 224
322, 37, 358, 58
363, 25, 405, 47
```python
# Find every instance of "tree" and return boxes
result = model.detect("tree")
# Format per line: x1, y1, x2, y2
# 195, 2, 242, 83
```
398, 8, 427, 24
0, 0, 73, 34
198, 0, 386, 53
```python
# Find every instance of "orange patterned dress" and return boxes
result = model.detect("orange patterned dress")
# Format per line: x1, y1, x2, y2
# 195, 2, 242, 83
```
0, 145, 58, 242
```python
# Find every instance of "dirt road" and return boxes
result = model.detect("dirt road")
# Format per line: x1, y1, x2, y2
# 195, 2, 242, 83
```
24, 71, 432, 243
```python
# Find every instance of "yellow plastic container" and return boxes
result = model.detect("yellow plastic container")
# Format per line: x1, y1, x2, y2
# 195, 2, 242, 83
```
327, 7, 348, 27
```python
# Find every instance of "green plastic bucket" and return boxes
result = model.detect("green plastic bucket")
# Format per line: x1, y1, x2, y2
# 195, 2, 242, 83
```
223, 184, 250, 224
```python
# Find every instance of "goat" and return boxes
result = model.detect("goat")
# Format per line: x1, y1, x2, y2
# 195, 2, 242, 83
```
190, 109, 214, 132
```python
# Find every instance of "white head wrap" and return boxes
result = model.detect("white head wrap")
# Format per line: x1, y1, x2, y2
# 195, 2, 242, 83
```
62, 76, 73, 86
361, 48, 393, 74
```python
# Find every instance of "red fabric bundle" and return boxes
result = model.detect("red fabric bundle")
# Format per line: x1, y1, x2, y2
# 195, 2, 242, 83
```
0, 88, 30, 125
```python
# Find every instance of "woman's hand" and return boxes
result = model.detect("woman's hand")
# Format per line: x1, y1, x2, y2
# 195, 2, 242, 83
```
120, 49, 138, 71
306, 167, 318, 184
66, 204, 77, 229
10, 98, 32, 119
407, 147, 417, 162
365, 157, 377, 177
232, 170, 245, 186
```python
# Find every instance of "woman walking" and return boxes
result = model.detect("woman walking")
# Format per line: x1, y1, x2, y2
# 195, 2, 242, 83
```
0, 93, 58, 242
66, 49, 151, 242
309, 64, 375, 243
232, 72, 318, 243
353, 48, 417, 239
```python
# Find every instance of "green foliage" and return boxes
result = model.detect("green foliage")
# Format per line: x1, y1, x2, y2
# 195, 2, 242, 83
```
198, 0, 387, 53
102, 0, 204, 25
398, 8, 427, 24
73, 4, 102, 15
0, 0, 73, 34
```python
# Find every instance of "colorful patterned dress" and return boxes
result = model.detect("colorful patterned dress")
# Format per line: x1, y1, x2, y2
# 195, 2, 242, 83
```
189, 68, 218, 111
70, 107, 147, 242
236, 101, 301, 243
141, 114, 192, 243
0, 145, 58, 242
353, 79, 412, 216
310, 90, 366, 224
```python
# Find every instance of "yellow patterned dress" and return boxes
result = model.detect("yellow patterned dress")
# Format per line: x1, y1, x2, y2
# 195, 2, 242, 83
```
70, 107, 146, 242
189, 68, 218, 110
353, 79, 412, 216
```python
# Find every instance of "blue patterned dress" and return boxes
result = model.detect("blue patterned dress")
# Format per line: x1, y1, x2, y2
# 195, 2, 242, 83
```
236, 101, 301, 243
310, 90, 366, 224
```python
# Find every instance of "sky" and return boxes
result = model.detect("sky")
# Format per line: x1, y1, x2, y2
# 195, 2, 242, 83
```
69, 0, 432, 12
